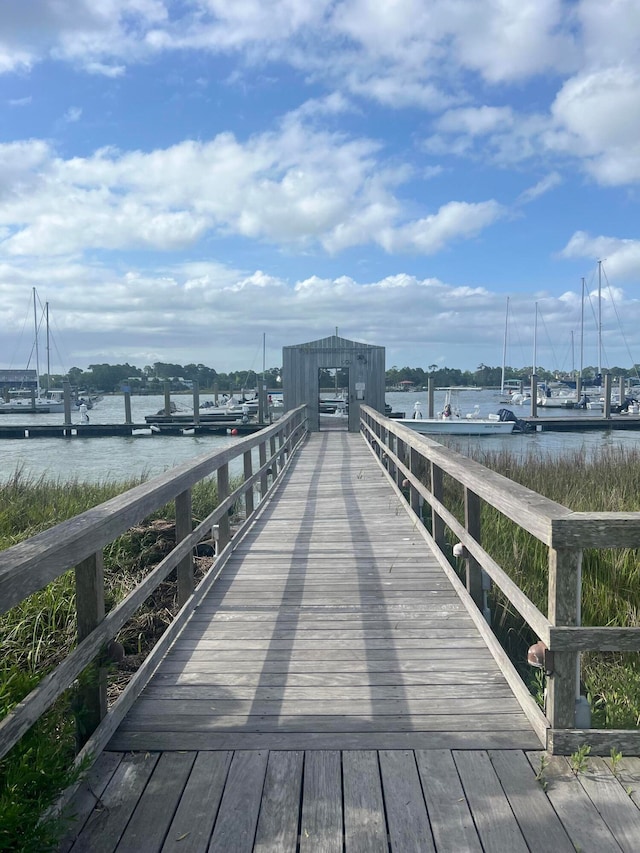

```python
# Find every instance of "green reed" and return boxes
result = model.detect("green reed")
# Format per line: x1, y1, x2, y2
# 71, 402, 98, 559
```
461, 444, 640, 728
0, 470, 227, 852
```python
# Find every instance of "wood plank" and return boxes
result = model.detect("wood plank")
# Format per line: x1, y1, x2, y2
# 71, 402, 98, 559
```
525, 752, 623, 853
58, 752, 124, 853
343, 751, 387, 853
138, 684, 513, 702
151, 669, 504, 688
605, 756, 640, 809
162, 647, 489, 663
378, 749, 434, 852
299, 751, 342, 853
207, 750, 269, 853
69, 752, 160, 853
171, 637, 487, 650
160, 751, 232, 853
453, 750, 529, 853
114, 752, 196, 852
415, 749, 483, 852
487, 750, 575, 853
575, 755, 640, 853
118, 696, 523, 717
253, 751, 303, 853
108, 729, 541, 752
158, 649, 492, 667
119, 713, 531, 734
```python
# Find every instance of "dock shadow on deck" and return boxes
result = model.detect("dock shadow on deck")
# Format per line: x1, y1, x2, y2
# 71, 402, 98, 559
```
61, 433, 640, 851
109, 431, 539, 752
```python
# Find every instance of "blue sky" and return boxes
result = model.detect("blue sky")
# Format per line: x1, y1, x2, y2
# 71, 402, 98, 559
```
1, 0, 639, 377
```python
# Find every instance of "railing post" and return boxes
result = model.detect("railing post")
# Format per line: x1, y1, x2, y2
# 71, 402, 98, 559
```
63, 380, 72, 427
547, 546, 581, 730
530, 373, 538, 418
409, 447, 422, 519
124, 388, 132, 424
259, 440, 268, 499
269, 435, 277, 475
464, 488, 483, 610
395, 436, 405, 489
218, 463, 230, 550
244, 449, 254, 517
192, 380, 200, 426
74, 552, 107, 748
175, 489, 193, 606
431, 462, 445, 550
603, 372, 612, 419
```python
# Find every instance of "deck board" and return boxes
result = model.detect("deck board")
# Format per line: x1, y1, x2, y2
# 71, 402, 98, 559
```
61, 436, 640, 851
109, 432, 539, 752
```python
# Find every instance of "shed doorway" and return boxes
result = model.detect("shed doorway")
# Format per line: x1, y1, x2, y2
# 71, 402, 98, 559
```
318, 367, 349, 431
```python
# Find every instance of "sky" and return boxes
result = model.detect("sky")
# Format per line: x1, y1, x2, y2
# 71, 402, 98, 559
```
1, 0, 640, 378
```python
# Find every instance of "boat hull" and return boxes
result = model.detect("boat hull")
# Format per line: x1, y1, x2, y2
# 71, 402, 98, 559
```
396, 417, 515, 436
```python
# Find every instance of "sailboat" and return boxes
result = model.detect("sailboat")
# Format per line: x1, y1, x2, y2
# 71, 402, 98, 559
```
0, 290, 65, 414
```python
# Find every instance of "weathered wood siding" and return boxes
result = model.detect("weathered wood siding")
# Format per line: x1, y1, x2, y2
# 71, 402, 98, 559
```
283, 335, 385, 432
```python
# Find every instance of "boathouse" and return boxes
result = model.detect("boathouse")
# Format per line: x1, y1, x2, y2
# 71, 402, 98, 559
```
282, 334, 385, 432
0, 369, 37, 392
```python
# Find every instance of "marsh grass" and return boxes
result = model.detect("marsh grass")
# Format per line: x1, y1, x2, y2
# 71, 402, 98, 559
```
458, 444, 640, 729
0, 470, 229, 852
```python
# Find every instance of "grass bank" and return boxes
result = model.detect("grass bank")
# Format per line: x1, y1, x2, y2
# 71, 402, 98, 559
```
0, 470, 224, 852
453, 444, 640, 729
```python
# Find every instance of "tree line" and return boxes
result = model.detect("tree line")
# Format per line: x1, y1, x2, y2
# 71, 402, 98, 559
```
44, 360, 638, 394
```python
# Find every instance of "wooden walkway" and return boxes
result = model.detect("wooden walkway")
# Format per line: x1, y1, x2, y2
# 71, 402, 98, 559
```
61, 433, 640, 852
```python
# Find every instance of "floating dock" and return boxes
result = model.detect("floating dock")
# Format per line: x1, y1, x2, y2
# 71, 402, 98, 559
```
519, 414, 640, 432
0, 421, 266, 439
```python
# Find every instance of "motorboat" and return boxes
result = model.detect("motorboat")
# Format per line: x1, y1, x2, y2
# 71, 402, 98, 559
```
396, 415, 515, 436
394, 399, 516, 436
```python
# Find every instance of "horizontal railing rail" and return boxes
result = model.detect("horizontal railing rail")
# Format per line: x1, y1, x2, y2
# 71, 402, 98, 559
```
0, 407, 308, 763
361, 405, 640, 755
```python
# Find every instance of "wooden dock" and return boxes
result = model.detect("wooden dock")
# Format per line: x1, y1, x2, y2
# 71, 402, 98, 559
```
520, 414, 640, 432
60, 433, 640, 851
0, 421, 264, 439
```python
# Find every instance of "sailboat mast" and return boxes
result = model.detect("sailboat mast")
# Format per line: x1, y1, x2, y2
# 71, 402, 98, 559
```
33, 287, 40, 399
500, 296, 509, 393
532, 301, 538, 377
46, 302, 50, 393
597, 259, 602, 380
580, 277, 585, 384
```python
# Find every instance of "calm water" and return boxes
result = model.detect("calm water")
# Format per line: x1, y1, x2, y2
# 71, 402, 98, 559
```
0, 390, 638, 485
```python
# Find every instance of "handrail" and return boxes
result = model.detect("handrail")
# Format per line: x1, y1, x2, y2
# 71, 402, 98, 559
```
0, 407, 308, 761
361, 405, 640, 754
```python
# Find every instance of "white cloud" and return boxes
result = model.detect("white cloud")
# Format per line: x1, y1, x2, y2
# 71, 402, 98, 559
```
549, 67, 640, 185
380, 200, 507, 254
561, 231, 640, 280
435, 106, 515, 136
0, 123, 503, 258
517, 172, 562, 204
64, 106, 82, 123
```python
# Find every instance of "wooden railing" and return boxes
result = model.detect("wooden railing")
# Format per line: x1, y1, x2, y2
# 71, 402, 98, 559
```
361, 405, 640, 755
0, 407, 308, 766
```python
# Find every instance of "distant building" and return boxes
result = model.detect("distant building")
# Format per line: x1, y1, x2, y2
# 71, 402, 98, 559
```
0, 369, 38, 391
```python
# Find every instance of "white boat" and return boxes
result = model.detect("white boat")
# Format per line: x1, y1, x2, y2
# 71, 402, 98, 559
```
0, 393, 65, 414
395, 398, 515, 436
397, 414, 515, 436
0, 289, 67, 414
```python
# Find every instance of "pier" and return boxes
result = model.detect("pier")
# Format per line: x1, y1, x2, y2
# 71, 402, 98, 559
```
1, 404, 639, 851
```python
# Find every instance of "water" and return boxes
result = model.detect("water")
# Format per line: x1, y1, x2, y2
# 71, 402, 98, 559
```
0, 394, 246, 484
1, 390, 638, 485
385, 389, 640, 461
